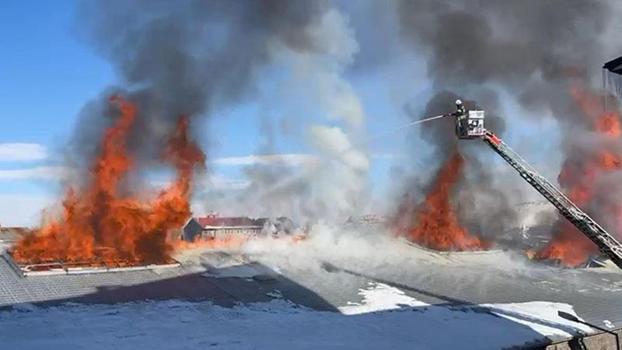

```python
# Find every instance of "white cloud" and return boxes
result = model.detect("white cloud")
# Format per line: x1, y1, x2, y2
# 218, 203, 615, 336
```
213, 154, 318, 167
370, 153, 406, 160
206, 174, 251, 191
0, 143, 48, 162
0, 166, 67, 181
0, 194, 55, 227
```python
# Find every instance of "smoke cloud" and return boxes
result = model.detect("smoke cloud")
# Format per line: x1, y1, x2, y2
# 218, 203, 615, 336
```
71, 0, 331, 175
203, 7, 370, 226
50, 0, 622, 260
393, 0, 622, 248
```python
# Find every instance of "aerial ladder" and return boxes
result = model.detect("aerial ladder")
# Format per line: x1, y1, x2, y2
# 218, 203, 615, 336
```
449, 100, 622, 269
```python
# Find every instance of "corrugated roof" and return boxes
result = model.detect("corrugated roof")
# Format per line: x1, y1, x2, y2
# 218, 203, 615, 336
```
1, 246, 622, 337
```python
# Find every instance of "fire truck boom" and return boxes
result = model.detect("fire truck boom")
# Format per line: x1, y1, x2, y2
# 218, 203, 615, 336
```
452, 100, 622, 269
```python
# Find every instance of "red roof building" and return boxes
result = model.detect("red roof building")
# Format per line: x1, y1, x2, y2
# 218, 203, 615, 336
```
182, 215, 268, 241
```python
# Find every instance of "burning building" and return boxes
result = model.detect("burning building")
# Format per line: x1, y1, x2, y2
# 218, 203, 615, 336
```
4, 1, 337, 272
393, 151, 489, 252
535, 82, 622, 267
10, 96, 205, 268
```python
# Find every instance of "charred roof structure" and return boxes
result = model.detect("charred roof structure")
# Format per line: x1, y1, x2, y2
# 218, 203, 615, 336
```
604, 55, 622, 102
604, 56, 622, 72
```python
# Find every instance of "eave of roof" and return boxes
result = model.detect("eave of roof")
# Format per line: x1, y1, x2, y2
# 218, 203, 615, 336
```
604, 55, 622, 73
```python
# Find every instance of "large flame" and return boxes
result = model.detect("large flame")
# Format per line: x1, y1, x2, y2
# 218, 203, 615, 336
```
397, 152, 487, 251
537, 83, 622, 267
12, 96, 205, 265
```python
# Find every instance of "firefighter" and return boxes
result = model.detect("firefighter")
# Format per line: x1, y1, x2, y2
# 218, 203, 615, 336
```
455, 99, 466, 115
453, 99, 468, 138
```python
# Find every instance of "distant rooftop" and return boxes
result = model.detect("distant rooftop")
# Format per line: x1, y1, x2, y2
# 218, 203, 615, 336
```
195, 215, 267, 228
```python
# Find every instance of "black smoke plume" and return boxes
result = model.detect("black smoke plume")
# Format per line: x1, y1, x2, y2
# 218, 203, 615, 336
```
70, 0, 329, 175
394, 0, 622, 246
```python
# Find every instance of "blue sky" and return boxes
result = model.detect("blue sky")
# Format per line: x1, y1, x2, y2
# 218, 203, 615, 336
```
0, 1, 114, 223
0, 1, 564, 226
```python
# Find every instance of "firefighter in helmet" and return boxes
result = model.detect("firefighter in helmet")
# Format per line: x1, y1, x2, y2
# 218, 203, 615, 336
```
454, 99, 469, 138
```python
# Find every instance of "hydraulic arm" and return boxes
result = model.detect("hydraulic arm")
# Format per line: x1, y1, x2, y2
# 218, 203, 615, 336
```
451, 100, 622, 269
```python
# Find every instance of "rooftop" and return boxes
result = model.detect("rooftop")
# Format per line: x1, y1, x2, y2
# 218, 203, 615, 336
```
195, 216, 267, 228
1, 237, 622, 347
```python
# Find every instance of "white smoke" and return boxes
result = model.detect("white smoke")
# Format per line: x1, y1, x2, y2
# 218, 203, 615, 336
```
207, 7, 371, 225
277, 8, 369, 224
291, 10, 369, 222
239, 223, 540, 285
306, 126, 370, 222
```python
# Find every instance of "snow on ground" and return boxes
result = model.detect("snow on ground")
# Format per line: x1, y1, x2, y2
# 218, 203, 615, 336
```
484, 302, 592, 339
339, 282, 427, 315
0, 276, 592, 349
0, 296, 591, 350
338, 281, 592, 340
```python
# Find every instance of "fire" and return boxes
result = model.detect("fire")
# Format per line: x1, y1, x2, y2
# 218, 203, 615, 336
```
536, 221, 597, 267
172, 236, 249, 251
398, 152, 487, 251
12, 96, 205, 265
598, 150, 622, 170
596, 113, 621, 137
537, 83, 622, 266
170, 233, 306, 252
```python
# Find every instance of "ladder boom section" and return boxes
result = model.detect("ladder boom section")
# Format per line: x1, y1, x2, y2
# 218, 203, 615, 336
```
482, 131, 622, 268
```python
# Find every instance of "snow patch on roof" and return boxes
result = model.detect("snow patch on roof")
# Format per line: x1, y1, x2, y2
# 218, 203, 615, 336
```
339, 282, 427, 315
0, 298, 595, 349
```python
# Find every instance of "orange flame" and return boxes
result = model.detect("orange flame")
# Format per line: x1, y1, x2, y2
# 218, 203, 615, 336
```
536, 221, 598, 267
399, 152, 487, 251
537, 83, 622, 266
596, 113, 622, 137
597, 151, 622, 170
12, 96, 205, 265
170, 232, 307, 252
172, 236, 249, 251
